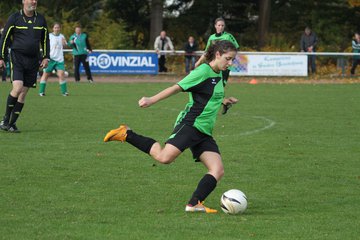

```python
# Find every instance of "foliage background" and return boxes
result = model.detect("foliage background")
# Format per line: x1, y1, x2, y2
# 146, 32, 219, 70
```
2, 0, 360, 75
1, 0, 360, 51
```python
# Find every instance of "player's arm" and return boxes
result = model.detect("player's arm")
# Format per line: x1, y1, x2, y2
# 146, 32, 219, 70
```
195, 54, 206, 68
228, 34, 240, 49
138, 84, 182, 108
195, 37, 212, 68
61, 35, 67, 47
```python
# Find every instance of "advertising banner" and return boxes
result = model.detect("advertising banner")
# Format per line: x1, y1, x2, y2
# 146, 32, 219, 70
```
231, 54, 308, 76
81, 52, 158, 74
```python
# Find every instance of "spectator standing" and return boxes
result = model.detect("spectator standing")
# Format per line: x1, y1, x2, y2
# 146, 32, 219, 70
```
350, 33, 360, 76
184, 36, 198, 74
0, 0, 50, 133
300, 27, 318, 74
154, 30, 174, 72
68, 26, 93, 83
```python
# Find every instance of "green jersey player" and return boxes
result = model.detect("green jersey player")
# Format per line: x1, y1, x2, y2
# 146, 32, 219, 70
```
195, 17, 239, 84
104, 40, 238, 213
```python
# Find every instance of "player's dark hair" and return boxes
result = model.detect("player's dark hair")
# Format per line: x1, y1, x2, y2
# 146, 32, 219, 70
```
204, 40, 237, 62
52, 22, 61, 28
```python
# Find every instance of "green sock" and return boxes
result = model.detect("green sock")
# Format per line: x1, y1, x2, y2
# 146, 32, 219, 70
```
60, 80, 68, 94
39, 81, 46, 94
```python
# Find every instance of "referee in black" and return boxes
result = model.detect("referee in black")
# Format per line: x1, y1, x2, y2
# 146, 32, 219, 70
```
0, 0, 50, 133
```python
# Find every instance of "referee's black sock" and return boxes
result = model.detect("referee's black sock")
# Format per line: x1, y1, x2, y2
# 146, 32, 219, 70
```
3, 94, 18, 123
9, 102, 24, 126
126, 130, 157, 154
188, 174, 217, 206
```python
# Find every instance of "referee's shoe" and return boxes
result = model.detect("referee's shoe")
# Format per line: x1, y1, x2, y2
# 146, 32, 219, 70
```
0, 120, 20, 133
8, 124, 20, 133
0, 120, 8, 131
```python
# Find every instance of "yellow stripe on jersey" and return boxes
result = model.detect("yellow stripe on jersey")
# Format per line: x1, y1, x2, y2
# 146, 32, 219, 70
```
43, 27, 48, 57
1, 26, 14, 59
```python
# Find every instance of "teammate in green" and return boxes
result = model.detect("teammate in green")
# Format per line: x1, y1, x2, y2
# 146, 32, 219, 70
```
103, 40, 238, 213
39, 23, 69, 96
195, 17, 239, 81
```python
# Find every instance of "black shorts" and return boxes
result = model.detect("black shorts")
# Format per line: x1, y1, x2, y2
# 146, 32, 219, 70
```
10, 50, 40, 88
166, 124, 220, 162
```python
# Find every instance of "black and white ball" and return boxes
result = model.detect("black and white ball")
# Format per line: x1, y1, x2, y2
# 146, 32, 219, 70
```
220, 189, 247, 214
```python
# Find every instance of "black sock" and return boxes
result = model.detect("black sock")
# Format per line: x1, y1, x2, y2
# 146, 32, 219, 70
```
4, 94, 18, 123
126, 130, 157, 154
188, 174, 217, 206
9, 102, 24, 126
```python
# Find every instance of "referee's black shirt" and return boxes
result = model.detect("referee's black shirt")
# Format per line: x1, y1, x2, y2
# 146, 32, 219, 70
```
0, 10, 50, 60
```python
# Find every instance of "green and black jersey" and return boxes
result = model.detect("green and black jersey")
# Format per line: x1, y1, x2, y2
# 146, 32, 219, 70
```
205, 32, 239, 50
0, 10, 49, 60
68, 32, 92, 56
176, 63, 226, 136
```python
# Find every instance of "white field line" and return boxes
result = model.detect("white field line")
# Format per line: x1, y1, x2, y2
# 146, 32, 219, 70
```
154, 107, 276, 137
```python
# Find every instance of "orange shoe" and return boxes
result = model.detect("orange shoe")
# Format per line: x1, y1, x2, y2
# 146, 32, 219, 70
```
104, 124, 128, 142
185, 201, 218, 213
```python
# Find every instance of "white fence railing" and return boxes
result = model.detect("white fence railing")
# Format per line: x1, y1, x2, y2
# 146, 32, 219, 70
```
63, 49, 360, 56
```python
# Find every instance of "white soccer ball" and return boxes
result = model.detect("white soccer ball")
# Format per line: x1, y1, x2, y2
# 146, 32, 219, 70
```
220, 189, 247, 214
64, 71, 69, 77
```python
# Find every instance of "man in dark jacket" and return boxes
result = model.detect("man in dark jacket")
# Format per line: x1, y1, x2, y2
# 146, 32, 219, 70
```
300, 27, 318, 74
184, 36, 198, 74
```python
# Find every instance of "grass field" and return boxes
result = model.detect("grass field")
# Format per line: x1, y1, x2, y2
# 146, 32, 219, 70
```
0, 81, 359, 239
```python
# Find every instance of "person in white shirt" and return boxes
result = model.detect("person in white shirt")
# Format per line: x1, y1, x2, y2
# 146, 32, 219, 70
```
154, 30, 174, 72
39, 22, 69, 96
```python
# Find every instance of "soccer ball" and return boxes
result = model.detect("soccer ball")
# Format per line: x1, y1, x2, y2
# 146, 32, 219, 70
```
220, 189, 247, 214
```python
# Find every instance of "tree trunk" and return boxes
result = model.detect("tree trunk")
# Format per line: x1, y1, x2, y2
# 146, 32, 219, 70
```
258, 0, 271, 49
149, 0, 164, 48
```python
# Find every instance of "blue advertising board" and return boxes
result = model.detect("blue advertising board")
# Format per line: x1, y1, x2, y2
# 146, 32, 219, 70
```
80, 52, 158, 74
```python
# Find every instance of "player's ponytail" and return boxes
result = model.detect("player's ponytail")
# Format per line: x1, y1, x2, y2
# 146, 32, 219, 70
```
204, 40, 237, 62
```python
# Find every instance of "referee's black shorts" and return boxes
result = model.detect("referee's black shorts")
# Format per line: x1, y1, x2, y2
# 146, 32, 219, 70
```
166, 123, 220, 162
10, 50, 40, 88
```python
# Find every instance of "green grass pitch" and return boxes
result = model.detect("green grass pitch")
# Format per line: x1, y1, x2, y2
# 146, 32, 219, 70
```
0, 81, 359, 239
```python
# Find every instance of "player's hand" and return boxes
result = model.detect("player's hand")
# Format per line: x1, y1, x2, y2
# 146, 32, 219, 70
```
222, 97, 238, 115
40, 58, 49, 69
138, 97, 153, 108
223, 97, 238, 105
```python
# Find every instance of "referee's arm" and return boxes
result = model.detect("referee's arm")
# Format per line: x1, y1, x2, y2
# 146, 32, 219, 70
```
40, 19, 50, 60
0, 14, 15, 62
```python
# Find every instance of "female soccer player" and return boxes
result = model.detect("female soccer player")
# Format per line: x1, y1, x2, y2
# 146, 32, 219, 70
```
39, 22, 69, 96
104, 40, 238, 213
195, 17, 239, 81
